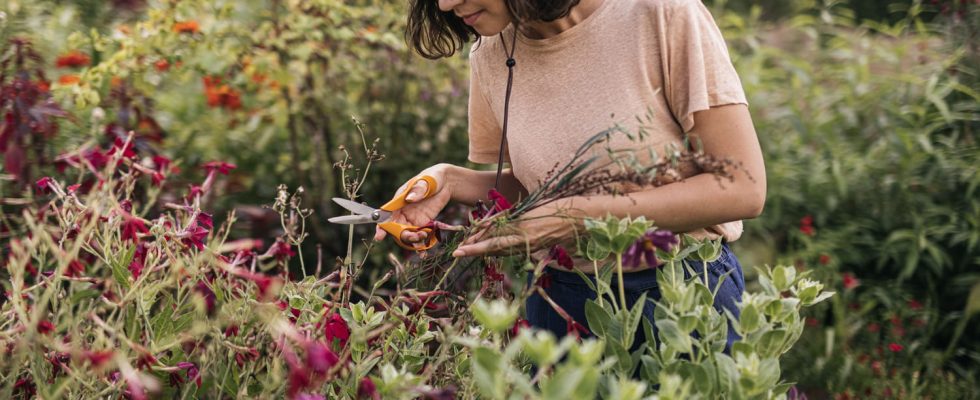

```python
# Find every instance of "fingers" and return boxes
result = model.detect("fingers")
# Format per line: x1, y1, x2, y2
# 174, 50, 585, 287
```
400, 229, 428, 244
453, 235, 524, 257
405, 179, 430, 202
374, 226, 387, 241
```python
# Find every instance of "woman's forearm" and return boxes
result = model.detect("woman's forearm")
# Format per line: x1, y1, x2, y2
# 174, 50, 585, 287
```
445, 164, 529, 207
570, 171, 765, 234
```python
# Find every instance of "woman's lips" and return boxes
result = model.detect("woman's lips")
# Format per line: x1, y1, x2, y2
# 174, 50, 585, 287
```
462, 11, 483, 26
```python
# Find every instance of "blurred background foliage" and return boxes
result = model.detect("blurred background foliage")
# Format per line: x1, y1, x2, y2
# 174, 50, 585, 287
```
1, 0, 978, 397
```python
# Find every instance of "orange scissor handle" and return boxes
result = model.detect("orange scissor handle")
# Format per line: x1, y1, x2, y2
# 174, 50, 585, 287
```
380, 175, 438, 212
379, 175, 439, 251
379, 221, 437, 251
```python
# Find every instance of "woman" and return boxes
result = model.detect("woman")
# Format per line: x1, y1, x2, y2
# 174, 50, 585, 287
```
375, 0, 766, 349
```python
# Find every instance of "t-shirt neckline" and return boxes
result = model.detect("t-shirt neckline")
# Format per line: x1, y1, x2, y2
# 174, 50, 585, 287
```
515, 0, 614, 48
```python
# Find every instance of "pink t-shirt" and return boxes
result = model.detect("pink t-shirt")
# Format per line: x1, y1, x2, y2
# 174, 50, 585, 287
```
467, 0, 748, 247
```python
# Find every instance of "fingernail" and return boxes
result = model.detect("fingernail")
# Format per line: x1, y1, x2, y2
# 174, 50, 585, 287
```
406, 194, 417, 201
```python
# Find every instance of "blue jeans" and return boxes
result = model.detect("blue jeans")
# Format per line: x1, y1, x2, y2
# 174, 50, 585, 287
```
525, 243, 746, 353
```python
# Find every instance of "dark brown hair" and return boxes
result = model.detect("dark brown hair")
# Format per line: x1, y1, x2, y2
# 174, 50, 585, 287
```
407, 0, 582, 59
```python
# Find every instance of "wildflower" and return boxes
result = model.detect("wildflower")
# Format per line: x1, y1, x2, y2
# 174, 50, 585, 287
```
121, 213, 149, 242
535, 272, 552, 289
805, 317, 819, 328
323, 313, 350, 347
867, 323, 880, 333
233, 269, 282, 301
186, 184, 203, 201
305, 341, 339, 375
154, 59, 170, 72
13, 377, 36, 397
172, 21, 199, 34
420, 386, 458, 400
55, 51, 91, 68
786, 386, 809, 400
484, 262, 505, 282
178, 362, 202, 387
622, 229, 677, 269
235, 348, 260, 368
202, 161, 236, 175
358, 377, 379, 400
66, 259, 86, 277
35, 177, 55, 193
799, 215, 815, 236
196, 212, 213, 230
907, 299, 923, 310
267, 239, 296, 260
79, 350, 114, 369
296, 394, 326, 400
487, 189, 512, 213
37, 320, 55, 335
510, 318, 531, 336
818, 254, 831, 265
841, 272, 860, 290
224, 324, 240, 337
128, 243, 147, 279
179, 220, 209, 250
58, 75, 80, 85
547, 245, 574, 269
888, 342, 904, 352
108, 137, 137, 160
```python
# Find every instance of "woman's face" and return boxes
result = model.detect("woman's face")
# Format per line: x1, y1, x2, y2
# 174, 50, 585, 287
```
438, 0, 512, 36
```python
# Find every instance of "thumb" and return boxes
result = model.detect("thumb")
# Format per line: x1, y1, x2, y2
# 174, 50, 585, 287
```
374, 226, 387, 241
405, 180, 430, 202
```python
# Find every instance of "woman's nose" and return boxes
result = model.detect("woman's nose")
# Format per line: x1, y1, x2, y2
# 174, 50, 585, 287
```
437, 0, 463, 13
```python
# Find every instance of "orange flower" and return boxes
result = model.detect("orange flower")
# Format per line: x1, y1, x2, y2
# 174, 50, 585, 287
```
173, 21, 200, 34
58, 75, 81, 85
155, 59, 170, 72
55, 51, 91, 68
110, 76, 124, 87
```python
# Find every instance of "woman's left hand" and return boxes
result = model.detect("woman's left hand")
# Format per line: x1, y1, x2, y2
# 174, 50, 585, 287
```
452, 198, 586, 257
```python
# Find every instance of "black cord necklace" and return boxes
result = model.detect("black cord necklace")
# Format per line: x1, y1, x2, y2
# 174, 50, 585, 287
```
493, 26, 519, 191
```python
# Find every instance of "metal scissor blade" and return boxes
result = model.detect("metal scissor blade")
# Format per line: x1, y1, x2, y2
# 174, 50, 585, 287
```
332, 198, 377, 215
328, 214, 376, 224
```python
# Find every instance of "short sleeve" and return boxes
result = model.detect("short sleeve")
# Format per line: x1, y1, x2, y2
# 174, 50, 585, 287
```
467, 58, 509, 164
661, 1, 747, 133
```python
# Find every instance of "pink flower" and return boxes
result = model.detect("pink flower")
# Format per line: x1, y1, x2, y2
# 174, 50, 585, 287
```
35, 177, 55, 193
483, 263, 505, 282
121, 213, 149, 242
296, 394, 326, 400
186, 184, 203, 201
193, 280, 216, 314
305, 341, 339, 375
358, 377, 380, 400
80, 350, 114, 369
66, 259, 86, 277
487, 189, 512, 213
888, 342, 904, 352
202, 161, 236, 175
323, 313, 350, 347
196, 212, 213, 230
224, 324, 240, 337
37, 320, 55, 335
841, 273, 860, 290
268, 239, 296, 260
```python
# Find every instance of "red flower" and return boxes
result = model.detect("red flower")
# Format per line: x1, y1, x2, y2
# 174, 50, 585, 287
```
841, 272, 860, 290
121, 213, 149, 242
268, 239, 296, 260
196, 212, 213, 230
805, 317, 819, 328
55, 51, 91, 68
907, 299, 923, 310
66, 259, 86, 277
547, 245, 574, 269
202, 161, 236, 175
128, 243, 147, 279
224, 324, 240, 337
172, 21, 200, 34
818, 254, 831, 265
37, 320, 55, 335
487, 189, 512, 213
235, 348, 259, 368
867, 323, 881, 333
193, 280, 216, 314
323, 313, 350, 347
80, 350, 114, 369
510, 318, 531, 336
233, 269, 282, 302
186, 184, 203, 201
154, 59, 170, 72
179, 220, 210, 250
799, 215, 815, 236
358, 377, 380, 400
177, 362, 202, 387
483, 263, 505, 282
888, 342, 904, 352
36, 177, 55, 193
535, 272, 552, 289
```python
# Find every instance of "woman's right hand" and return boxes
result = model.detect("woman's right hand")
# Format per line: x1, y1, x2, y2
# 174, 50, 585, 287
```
373, 163, 456, 245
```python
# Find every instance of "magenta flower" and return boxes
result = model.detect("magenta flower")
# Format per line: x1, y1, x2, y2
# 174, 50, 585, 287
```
80, 350, 114, 369
128, 243, 147, 279
295, 394, 326, 400
193, 280, 216, 314
121, 213, 149, 243
66, 259, 86, 277
305, 341, 339, 375
510, 318, 531, 337
566, 320, 590, 339
196, 212, 213, 230
35, 177, 55, 193
179, 220, 209, 250
224, 324, 240, 337
202, 161, 236, 175
267, 239, 296, 260
622, 229, 677, 269
37, 320, 55, 335
547, 245, 574, 269
357, 377, 379, 400
842, 272, 860, 290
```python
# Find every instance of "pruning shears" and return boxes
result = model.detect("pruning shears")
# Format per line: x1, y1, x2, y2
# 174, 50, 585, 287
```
328, 175, 438, 251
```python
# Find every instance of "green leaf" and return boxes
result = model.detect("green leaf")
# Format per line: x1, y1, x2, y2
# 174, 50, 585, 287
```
584, 300, 615, 339
966, 281, 980, 316
622, 292, 647, 349
740, 304, 761, 334
110, 244, 136, 290
656, 319, 692, 353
